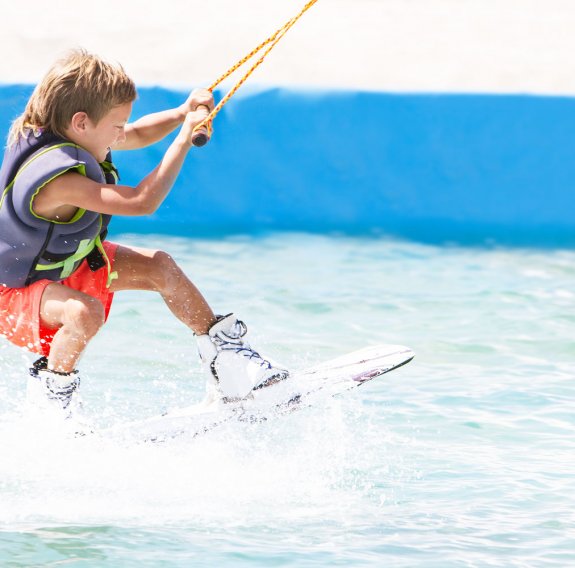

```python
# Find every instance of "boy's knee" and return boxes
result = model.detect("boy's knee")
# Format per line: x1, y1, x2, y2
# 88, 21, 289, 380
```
150, 250, 179, 289
64, 296, 105, 335
154, 250, 175, 269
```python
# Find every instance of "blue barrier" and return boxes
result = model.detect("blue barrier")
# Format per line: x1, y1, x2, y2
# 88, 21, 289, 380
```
1, 84, 573, 247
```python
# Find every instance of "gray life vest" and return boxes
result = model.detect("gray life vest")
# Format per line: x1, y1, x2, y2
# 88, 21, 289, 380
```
0, 130, 118, 288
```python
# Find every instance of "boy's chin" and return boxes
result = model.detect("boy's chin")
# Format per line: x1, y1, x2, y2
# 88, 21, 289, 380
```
95, 149, 110, 162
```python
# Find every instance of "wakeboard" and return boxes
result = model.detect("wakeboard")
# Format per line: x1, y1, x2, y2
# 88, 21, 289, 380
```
103, 344, 414, 443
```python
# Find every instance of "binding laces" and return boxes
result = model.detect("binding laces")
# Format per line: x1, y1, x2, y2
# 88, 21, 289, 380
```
213, 319, 273, 370
30, 357, 79, 409
45, 374, 80, 409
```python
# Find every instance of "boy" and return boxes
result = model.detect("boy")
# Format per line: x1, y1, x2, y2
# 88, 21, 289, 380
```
0, 49, 288, 427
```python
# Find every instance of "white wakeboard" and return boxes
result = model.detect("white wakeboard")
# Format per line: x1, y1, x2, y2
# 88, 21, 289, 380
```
103, 344, 414, 443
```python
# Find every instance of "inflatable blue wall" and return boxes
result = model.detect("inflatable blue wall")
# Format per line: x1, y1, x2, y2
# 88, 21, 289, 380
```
1, 84, 573, 247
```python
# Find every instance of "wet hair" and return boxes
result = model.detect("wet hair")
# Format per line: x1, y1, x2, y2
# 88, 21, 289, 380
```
8, 48, 137, 144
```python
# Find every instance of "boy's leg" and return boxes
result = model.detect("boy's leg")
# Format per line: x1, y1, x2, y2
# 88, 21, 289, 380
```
110, 245, 288, 400
30, 283, 104, 429
109, 245, 217, 334
40, 283, 106, 372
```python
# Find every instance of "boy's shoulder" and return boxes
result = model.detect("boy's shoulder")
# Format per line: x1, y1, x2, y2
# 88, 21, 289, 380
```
2, 131, 106, 197
1, 130, 62, 177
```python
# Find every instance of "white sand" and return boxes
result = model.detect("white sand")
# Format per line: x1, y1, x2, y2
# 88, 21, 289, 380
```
2, 0, 575, 95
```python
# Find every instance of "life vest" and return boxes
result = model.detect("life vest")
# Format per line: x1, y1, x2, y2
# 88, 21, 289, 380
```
0, 130, 118, 288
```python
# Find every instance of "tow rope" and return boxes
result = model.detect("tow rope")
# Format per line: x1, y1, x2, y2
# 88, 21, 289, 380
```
192, 0, 319, 146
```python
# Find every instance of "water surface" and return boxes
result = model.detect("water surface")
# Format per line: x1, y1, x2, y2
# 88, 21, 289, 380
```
1, 233, 573, 567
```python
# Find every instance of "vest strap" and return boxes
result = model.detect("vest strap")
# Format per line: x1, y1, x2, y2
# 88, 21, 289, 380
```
33, 214, 116, 283
35, 236, 97, 279
95, 234, 118, 288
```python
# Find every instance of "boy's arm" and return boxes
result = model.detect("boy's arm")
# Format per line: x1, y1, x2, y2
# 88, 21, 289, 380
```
33, 110, 206, 218
116, 88, 214, 151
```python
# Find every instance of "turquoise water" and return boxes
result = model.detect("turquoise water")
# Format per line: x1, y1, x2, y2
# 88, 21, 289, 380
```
0, 233, 573, 567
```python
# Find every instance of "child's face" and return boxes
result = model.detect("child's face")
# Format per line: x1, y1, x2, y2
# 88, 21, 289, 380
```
81, 102, 132, 162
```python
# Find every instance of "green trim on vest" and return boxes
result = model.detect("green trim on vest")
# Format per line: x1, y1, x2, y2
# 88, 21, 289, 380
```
100, 160, 119, 183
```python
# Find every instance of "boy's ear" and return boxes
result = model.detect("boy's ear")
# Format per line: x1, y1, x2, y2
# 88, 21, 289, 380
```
69, 111, 89, 133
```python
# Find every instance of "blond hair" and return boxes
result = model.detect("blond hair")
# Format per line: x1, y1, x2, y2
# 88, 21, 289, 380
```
9, 49, 136, 144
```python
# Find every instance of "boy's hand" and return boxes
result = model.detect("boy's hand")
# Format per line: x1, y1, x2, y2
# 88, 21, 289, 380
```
179, 89, 214, 146
181, 88, 215, 115
179, 107, 211, 147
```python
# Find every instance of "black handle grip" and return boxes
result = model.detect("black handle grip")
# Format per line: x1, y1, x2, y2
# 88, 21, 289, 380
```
191, 104, 211, 147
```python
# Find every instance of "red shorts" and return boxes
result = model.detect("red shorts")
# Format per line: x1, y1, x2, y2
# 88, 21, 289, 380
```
0, 241, 118, 357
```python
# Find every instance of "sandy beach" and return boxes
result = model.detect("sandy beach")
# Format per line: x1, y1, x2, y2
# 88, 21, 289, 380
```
2, 0, 575, 94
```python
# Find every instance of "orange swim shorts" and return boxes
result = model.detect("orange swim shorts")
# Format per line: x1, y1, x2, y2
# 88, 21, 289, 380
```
0, 241, 118, 357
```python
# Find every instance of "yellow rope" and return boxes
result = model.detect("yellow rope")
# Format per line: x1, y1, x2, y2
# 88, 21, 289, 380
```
194, 0, 319, 140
